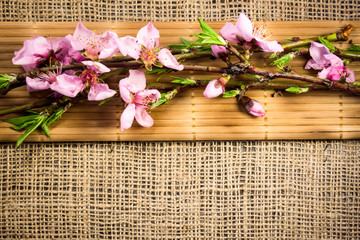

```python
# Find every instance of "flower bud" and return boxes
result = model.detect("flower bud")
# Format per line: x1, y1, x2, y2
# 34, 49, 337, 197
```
211, 45, 227, 58
203, 75, 230, 99
240, 96, 265, 117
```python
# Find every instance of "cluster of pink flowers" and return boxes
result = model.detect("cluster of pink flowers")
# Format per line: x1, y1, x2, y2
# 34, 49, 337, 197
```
12, 21, 181, 130
305, 42, 355, 83
11, 13, 354, 131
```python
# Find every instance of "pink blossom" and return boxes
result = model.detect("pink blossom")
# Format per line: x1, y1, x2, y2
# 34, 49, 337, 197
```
80, 61, 116, 101
70, 21, 119, 60
12, 35, 80, 72
319, 66, 355, 83
305, 42, 343, 70
25, 61, 116, 100
12, 36, 50, 71
242, 97, 265, 117
119, 70, 161, 131
25, 68, 60, 92
305, 42, 355, 83
117, 22, 184, 71
220, 13, 283, 53
211, 45, 227, 58
203, 78, 228, 99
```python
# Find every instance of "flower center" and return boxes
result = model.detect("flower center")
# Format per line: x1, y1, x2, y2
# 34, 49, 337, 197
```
80, 70, 99, 87
141, 48, 158, 64
253, 24, 271, 40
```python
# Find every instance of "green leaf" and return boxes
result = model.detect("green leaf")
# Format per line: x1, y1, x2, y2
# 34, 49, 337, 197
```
145, 68, 173, 75
285, 87, 309, 94
45, 109, 64, 126
41, 123, 50, 138
11, 120, 36, 131
0, 74, 16, 89
98, 96, 114, 106
168, 44, 187, 50
151, 89, 179, 109
180, 37, 192, 46
171, 77, 197, 85
318, 37, 336, 53
269, 52, 277, 59
348, 44, 360, 52
223, 89, 240, 98
270, 52, 296, 70
4, 114, 39, 126
350, 81, 360, 87
151, 93, 169, 108
195, 18, 226, 46
198, 18, 219, 37
16, 115, 47, 148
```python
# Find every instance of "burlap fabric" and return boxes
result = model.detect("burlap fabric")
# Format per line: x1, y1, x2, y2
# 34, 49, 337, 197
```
1, 1, 360, 239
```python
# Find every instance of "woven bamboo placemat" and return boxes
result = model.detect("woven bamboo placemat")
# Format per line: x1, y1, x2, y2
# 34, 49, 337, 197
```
0, 21, 359, 142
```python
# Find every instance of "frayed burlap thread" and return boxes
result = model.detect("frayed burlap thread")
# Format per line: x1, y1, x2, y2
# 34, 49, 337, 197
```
1, 141, 360, 239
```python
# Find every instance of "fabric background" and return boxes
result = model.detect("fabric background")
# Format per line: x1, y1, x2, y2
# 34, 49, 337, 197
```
1, 0, 360, 239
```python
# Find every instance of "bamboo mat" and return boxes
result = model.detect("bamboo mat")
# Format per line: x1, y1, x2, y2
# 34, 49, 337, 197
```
0, 21, 359, 142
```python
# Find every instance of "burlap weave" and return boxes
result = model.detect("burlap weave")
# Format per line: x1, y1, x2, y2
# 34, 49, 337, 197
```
1, 1, 360, 239
1, 0, 360, 22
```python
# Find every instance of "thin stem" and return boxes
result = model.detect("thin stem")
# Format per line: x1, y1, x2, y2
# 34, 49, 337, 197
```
0, 99, 52, 116
182, 65, 225, 73
242, 64, 360, 95
282, 25, 354, 51
227, 43, 247, 63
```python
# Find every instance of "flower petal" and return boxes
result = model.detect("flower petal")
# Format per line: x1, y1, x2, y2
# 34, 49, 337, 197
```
346, 69, 356, 83
135, 105, 154, 128
65, 34, 86, 63
26, 77, 50, 92
236, 13, 254, 42
133, 89, 161, 105
255, 38, 284, 52
211, 45, 227, 58
82, 61, 110, 73
309, 42, 331, 68
50, 73, 84, 97
121, 103, 136, 131
157, 48, 184, 71
318, 67, 332, 79
70, 21, 93, 51
304, 59, 323, 70
119, 77, 132, 103
12, 36, 50, 70
219, 22, 240, 43
127, 70, 147, 93
136, 22, 160, 49
88, 83, 117, 101
203, 79, 224, 99
117, 36, 141, 59
98, 31, 119, 59
327, 66, 343, 81
324, 53, 344, 67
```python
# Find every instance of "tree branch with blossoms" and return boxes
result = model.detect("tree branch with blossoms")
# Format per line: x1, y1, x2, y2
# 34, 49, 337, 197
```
1, 14, 360, 147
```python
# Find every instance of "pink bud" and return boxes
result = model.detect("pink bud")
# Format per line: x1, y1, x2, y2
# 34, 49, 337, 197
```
211, 45, 227, 58
241, 96, 265, 117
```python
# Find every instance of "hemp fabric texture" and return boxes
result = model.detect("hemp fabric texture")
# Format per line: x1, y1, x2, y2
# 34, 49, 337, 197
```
1, 0, 360, 239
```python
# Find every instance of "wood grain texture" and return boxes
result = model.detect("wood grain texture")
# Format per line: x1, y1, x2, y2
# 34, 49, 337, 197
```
0, 21, 359, 141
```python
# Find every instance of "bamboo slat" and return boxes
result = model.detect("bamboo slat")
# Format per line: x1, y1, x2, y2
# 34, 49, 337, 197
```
0, 21, 359, 142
